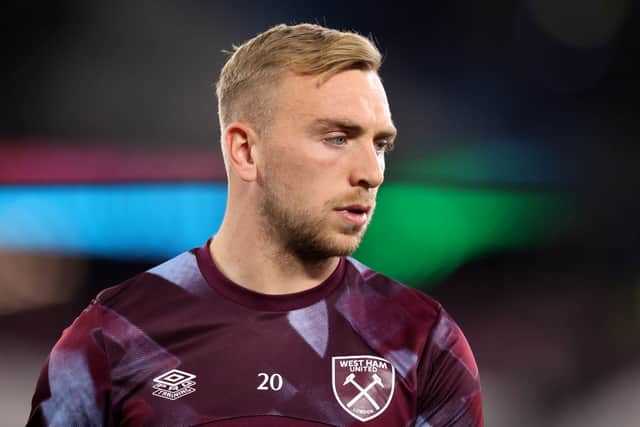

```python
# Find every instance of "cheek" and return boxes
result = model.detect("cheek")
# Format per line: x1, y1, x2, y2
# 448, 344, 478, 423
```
266, 152, 315, 196
279, 145, 335, 183
263, 137, 341, 201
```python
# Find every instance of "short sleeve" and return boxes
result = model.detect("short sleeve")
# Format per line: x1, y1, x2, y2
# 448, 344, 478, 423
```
27, 301, 112, 427
416, 307, 483, 427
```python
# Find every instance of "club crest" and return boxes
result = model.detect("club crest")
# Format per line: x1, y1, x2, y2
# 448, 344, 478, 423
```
332, 355, 395, 422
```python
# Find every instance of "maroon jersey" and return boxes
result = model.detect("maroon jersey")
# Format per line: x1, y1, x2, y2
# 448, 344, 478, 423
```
27, 239, 483, 426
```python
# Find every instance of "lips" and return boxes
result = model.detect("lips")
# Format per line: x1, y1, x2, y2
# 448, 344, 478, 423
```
335, 204, 371, 227
338, 204, 371, 214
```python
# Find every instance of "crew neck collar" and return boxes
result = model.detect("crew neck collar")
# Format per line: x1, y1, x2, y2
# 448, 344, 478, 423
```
195, 238, 346, 312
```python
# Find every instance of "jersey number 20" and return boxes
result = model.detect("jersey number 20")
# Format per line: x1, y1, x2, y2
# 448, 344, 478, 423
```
257, 373, 283, 391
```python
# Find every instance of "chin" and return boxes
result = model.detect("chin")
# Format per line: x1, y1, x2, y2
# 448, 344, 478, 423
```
324, 244, 359, 257
291, 233, 362, 260
322, 233, 364, 257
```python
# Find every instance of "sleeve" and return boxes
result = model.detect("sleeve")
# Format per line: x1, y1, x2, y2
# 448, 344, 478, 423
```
26, 301, 112, 427
415, 306, 483, 427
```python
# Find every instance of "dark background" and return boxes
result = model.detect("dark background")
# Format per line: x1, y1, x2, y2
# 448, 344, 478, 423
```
1, 1, 639, 425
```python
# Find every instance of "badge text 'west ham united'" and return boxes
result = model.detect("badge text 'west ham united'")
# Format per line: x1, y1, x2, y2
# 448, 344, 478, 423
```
332, 355, 395, 422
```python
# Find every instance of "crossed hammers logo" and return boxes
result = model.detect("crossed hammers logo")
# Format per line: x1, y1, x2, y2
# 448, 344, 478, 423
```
342, 372, 384, 410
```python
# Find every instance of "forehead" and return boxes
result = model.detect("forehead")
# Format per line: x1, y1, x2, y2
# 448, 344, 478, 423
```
276, 69, 393, 128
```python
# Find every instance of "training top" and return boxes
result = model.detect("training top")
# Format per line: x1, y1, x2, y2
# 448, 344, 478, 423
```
27, 239, 483, 426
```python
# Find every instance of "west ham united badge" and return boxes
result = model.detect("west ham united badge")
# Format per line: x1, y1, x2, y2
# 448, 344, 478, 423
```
332, 355, 395, 422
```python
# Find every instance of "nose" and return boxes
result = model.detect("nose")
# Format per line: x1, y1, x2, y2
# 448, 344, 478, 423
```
349, 140, 385, 189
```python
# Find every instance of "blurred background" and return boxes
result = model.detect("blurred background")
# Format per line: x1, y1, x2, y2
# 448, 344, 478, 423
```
1, 1, 639, 425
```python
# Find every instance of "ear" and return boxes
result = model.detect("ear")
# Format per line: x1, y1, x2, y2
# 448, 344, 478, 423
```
223, 122, 259, 182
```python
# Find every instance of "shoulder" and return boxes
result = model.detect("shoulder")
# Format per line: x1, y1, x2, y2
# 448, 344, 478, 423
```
338, 257, 445, 367
343, 256, 443, 324
94, 248, 210, 315
343, 258, 474, 365
342, 258, 483, 423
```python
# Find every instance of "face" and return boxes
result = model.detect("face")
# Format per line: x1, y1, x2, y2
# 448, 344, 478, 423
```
256, 69, 396, 260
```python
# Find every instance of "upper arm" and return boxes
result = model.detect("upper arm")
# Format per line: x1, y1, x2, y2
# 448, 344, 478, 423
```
416, 307, 483, 427
27, 302, 112, 427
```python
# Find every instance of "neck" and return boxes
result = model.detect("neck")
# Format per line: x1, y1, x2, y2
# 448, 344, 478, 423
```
209, 212, 340, 295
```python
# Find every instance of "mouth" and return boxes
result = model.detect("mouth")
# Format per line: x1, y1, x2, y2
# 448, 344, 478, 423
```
335, 205, 371, 227
339, 205, 371, 214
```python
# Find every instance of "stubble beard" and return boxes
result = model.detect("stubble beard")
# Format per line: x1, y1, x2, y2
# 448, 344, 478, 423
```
259, 181, 371, 262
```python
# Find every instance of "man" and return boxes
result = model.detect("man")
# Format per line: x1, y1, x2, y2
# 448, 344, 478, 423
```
28, 23, 483, 426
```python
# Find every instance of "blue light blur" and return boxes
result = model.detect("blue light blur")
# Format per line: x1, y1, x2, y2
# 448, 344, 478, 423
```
0, 183, 227, 259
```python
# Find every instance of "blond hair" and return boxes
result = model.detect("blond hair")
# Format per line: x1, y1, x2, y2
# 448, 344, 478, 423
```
215, 23, 382, 135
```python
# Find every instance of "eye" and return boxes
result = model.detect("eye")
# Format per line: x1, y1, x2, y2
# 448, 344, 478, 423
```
325, 135, 348, 146
374, 140, 394, 153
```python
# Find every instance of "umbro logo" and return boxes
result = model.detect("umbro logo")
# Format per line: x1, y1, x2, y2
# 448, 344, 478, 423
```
152, 369, 197, 400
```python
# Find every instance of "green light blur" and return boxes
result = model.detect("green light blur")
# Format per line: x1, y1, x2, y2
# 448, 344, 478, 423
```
353, 184, 568, 288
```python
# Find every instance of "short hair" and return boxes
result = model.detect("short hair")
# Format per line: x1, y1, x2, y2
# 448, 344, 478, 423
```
215, 23, 382, 135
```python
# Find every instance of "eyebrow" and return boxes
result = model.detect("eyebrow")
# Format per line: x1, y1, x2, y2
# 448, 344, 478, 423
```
309, 118, 397, 143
